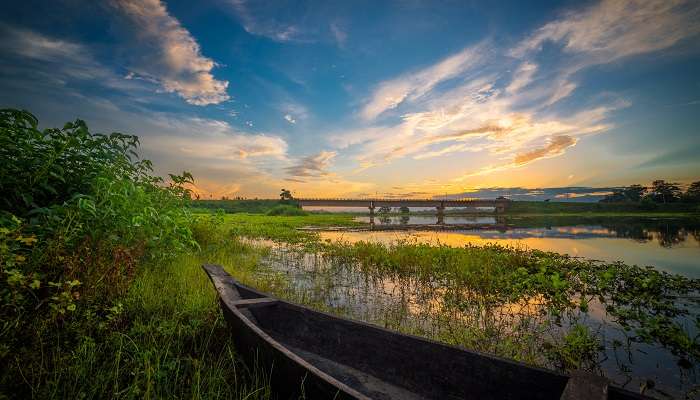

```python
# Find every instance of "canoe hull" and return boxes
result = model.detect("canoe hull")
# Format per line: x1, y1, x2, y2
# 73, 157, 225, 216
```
203, 264, 649, 400
219, 295, 363, 399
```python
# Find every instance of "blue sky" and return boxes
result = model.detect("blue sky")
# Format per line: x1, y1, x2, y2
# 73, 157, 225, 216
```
1, 0, 699, 199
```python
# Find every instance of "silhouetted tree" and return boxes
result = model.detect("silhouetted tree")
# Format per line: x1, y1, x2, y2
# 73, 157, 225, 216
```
600, 184, 647, 203
623, 184, 646, 202
646, 180, 682, 203
378, 206, 392, 214
279, 188, 293, 201
600, 190, 626, 203
399, 206, 410, 213
683, 181, 700, 203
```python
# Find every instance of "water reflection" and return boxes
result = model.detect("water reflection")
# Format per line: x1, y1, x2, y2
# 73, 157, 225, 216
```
324, 217, 700, 278
361, 215, 700, 249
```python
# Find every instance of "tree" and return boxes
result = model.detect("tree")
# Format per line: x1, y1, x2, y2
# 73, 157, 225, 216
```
623, 184, 646, 202
600, 190, 626, 203
600, 184, 646, 203
378, 206, 392, 214
399, 206, 410, 213
279, 188, 293, 201
646, 180, 682, 203
683, 181, 700, 203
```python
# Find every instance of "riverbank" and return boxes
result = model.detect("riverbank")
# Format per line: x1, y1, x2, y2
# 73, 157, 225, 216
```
191, 199, 700, 218
504, 200, 700, 216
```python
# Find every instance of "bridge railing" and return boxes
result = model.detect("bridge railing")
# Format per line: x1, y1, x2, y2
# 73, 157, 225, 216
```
296, 198, 505, 202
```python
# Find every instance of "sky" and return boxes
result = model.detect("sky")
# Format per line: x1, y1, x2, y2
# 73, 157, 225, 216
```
1, 0, 699, 200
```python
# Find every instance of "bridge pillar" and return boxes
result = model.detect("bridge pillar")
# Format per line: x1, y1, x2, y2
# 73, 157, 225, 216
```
436, 202, 445, 225
369, 201, 375, 216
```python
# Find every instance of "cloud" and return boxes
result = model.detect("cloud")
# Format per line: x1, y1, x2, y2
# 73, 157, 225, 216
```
141, 116, 288, 160
0, 25, 128, 88
0, 25, 85, 62
345, 102, 615, 173
228, 0, 306, 42
509, 0, 700, 105
284, 151, 337, 180
113, 0, 229, 105
514, 135, 578, 166
637, 144, 700, 169
505, 62, 537, 94
279, 102, 308, 124
330, 22, 347, 47
360, 43, 486, 120
512, 0, 700, 61
332, 0, 698, 180
443, 186, 621, 202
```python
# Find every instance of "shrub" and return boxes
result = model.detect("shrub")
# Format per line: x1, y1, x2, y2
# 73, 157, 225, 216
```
266, 205, 308, 216
0, 109, 197, 396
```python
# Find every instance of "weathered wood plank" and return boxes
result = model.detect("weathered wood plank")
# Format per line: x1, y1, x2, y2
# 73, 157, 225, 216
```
233, 297, 278, 308
560, 371, 608, 400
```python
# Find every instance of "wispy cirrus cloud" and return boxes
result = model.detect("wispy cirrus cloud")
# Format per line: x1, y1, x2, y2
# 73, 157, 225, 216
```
444, 186, 621, 202
511, 0, 700, 61
0, 25, 132, 91
332, 0, 699, 183
113, 0, 230, 105
141, 116, 288, 161
284, 151, 337, 181
330, 22, 347, 47
228, 0, 306, 42
510, 0, 700, 106
514, 135, 578, 166
360, 43, 487, 120
279, 101, 309, 125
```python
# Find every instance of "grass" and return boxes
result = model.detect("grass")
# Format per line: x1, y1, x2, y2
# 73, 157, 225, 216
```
215, 212, 359, 243
5, 237, 273, 400
191, 199, 298, 214
504, 200, 700, 216
265, 205, 308, 216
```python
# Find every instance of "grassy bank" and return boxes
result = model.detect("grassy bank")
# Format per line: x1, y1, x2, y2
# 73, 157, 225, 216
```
191, 199, 299, 214
504, 200, 700, 216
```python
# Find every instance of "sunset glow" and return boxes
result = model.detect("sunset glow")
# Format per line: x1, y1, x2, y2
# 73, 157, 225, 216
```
2, 0, 699, 199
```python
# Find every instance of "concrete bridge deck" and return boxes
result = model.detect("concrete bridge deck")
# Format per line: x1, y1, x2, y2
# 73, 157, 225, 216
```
297, 198, 510, 214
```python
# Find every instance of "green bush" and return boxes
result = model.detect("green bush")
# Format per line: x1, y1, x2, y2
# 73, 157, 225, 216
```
0, 109, 198, 397
265, 204, 307, 216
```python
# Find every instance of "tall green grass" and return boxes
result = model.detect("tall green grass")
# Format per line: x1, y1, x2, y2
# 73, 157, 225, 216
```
0, 110, 272, 399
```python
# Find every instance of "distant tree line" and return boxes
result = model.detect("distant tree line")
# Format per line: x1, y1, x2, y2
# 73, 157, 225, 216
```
600, 180, 700, 204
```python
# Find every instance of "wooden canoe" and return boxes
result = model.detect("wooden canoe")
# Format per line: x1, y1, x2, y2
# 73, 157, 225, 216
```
203, 264, 649, 400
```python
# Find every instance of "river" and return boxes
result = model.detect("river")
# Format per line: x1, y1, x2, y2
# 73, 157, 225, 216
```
318, 215, 700, 278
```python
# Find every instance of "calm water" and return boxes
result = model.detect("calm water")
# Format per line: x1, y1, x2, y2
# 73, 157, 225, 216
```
323, 216, 700, 278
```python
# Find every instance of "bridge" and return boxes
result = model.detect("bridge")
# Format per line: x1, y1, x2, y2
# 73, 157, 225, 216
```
297, 198, 510, 215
